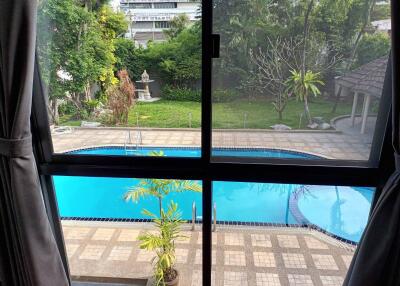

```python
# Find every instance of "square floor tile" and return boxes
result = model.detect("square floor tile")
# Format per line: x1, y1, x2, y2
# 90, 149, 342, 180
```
117, 229, 140, 242
91, 228, 115, 241
288, 274, 314, 286
175, 248, 189, 264
282, 253, 307, 269
224, 251, 246, 266
79, 245, 106, 260
277, 235, 300, 248
253, 252, 276, 268
341, 255, 353, 269
304, 236, 329, 249
176, 231, 192, 244
195, 249, 216, 265
65, 244, 80, 259
312, 254, 338, 270
191, 270, 215, 286
225, 233, 244, 246
224, 271, 248, 286
136, 249, 154, 262
65, 228, 91, 240
197, 232, 217, 245
251, 234, 272, 248
107, 246, 133, 261
256, 273, 281, 286
320, 276, 344, 286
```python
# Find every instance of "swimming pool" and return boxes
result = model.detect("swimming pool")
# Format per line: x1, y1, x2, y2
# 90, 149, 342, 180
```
66, 146, 321, 159
54, 147, 374, 243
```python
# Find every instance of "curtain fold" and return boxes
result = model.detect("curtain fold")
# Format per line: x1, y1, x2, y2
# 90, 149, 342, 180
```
0, 1, 68, 285
344, 4, 400, 285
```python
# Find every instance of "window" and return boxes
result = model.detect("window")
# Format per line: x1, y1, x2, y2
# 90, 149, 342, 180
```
36, 0, 202, 156
154, 3, 177, 9
155, 21, 171, 29
212, 1, 392, 163
129, 3, 152, 9
133, 21, 154, 29
33, 0, 394, 286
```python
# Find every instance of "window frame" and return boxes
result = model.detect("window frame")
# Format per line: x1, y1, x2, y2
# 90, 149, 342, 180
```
31, 1, 397, 285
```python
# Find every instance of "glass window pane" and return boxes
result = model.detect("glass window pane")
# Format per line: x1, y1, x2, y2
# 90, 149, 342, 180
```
54, 176, 202, 283
212, 0, 391, 162
212, 181, 374, 285
36, 0, 202, 156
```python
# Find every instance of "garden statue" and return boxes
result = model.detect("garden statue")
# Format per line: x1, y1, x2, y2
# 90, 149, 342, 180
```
136, 70, 159, 102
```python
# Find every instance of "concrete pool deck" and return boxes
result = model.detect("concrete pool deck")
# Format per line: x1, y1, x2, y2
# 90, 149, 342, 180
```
52, 125, 372, 160
63, 221, 355, 286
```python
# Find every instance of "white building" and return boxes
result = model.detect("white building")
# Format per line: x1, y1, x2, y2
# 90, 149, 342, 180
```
119, 0, 201, 46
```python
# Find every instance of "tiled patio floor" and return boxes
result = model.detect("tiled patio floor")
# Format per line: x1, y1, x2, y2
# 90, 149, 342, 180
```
52, 127, 372, 160
63, 221, 355, 286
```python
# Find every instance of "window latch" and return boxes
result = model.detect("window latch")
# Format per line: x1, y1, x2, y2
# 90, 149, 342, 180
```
212, 34, 220, 58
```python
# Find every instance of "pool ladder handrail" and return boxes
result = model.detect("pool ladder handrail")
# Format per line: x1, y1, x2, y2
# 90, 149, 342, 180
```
124, 130, 142, 153
192, 201, 217, 232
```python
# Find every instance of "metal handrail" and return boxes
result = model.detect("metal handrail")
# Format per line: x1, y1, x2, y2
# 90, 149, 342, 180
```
191, 201, 216, 232
192, 201, 196, 231
213, 203, 217, 232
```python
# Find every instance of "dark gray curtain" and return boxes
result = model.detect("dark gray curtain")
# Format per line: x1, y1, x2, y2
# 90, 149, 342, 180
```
0, 1, 68, 285
344, 14, 400, 286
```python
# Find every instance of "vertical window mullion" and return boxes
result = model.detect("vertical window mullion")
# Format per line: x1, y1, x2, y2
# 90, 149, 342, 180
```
202, 179, 212, 286
201, 0, 212, 164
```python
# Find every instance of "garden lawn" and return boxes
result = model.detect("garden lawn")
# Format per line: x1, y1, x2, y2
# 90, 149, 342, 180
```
59, 98, 354, 129
128, 98, 353, 129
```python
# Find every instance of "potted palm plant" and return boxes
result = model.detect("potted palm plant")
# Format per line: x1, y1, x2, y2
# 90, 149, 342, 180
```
140, 201, 184, 286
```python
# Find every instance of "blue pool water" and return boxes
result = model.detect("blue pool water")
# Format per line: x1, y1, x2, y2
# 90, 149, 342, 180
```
54, 147, 374, 243
67, 146, 321, 159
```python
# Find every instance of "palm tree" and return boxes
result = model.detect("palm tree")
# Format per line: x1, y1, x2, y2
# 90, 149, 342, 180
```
286, 69, 324, 125
124, 179, 202, 217
124, 151, 202, 216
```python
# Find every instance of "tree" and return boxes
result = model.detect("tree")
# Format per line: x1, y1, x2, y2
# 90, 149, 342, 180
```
286, 70, 324, 125
124, 177, 201, 217
37, 0, 128, 123
114, 38, 146, 80
356, 32, 390, 66
250, 38, 291, 120
143, 23, 201, 88
164, 14, 190, 39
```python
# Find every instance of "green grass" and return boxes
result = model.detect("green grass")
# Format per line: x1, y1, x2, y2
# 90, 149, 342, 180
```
60, 98, 353, 129
129, 98, 352, 129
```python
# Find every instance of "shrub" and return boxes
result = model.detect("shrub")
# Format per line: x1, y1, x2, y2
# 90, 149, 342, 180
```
212, 89, 240, 103
58, 101, 77, 116
107, 69, 136, 125
162, 85, 201, 102
82, 99, 100, 117
356, 32, 390, 67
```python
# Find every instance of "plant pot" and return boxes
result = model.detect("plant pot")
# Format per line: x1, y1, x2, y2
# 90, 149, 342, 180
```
164, 270, 179, 286
145, 270, 179, 286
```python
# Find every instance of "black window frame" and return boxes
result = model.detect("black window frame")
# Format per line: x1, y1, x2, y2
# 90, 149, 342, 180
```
31, 1, 397, 285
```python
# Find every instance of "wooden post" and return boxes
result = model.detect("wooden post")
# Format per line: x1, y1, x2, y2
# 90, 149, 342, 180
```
351, 92, 359, 127
361, 94, 372, 134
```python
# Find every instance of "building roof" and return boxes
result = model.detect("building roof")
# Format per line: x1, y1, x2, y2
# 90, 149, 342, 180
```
371, 19, 391, 32
336, 56, 388, 98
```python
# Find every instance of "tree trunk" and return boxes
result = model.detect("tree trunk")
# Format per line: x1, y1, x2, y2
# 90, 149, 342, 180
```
304, 96, 312, 125
52, 99, 59, 125
278, 110, 283, 121
158, 197, 162, 218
